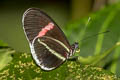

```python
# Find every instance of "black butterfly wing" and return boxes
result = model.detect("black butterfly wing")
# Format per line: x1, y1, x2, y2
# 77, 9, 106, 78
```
22, 8, 71, 49
22, 8, 71, 70
32, 36, 68, 70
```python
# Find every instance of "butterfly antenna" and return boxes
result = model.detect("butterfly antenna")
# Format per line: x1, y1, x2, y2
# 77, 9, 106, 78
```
86, 17, 91, 26
84, 17, 91, 30
81, 17, 110, 41
81, 30, 110, 41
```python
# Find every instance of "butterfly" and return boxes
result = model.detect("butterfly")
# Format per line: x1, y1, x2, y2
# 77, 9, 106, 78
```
22, 8, 79, 71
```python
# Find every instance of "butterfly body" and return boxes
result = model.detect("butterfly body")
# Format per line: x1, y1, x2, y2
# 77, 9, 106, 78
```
22, 8, 79, 70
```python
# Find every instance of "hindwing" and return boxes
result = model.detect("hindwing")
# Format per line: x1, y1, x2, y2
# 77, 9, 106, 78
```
31, 36, 69, 70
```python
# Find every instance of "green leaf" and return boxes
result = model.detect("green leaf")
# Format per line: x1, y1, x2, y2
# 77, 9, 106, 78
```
0, 49, 13, 70
0, 40, 14, 70
0, 51, 119, 80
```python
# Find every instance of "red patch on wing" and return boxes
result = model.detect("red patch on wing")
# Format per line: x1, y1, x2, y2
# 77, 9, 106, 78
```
37, 22, 54, 37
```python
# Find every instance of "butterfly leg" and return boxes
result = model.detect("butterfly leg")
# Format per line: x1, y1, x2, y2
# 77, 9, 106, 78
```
68, 56, 78, 61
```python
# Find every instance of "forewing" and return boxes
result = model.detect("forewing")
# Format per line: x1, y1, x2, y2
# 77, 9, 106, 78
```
22, 8, 71, 49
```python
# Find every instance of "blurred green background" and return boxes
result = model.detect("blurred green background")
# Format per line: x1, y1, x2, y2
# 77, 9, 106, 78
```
0, 0, 110, 53
0, 0, 120, 78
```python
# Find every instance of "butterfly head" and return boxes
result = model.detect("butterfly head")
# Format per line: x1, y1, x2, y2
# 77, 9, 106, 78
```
70, 42, 80, 56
